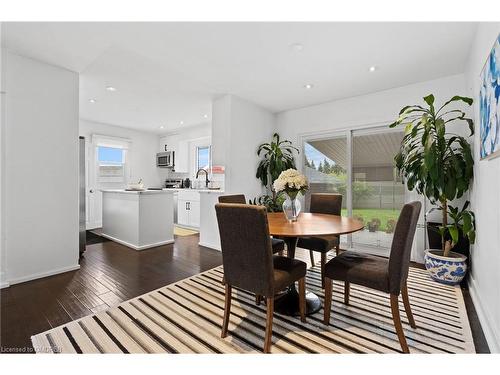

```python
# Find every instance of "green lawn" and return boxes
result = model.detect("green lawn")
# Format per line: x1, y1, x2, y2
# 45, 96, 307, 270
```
341, 208, 400, 232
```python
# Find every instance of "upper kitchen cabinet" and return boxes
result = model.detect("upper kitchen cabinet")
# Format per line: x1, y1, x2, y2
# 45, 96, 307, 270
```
175, 140, 189, 173
159, 136, 170, 153
159, 136, 189, 173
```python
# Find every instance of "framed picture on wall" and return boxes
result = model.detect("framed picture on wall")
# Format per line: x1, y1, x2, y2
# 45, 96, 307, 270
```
479, 33, 500, 160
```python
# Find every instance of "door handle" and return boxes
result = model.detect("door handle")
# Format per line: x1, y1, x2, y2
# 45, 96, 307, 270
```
89, 189, 94, 193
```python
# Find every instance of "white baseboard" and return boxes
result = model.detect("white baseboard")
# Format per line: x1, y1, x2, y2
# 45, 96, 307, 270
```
198, 241, 221, 251
100, 233, 174, 251
468, 275, 500, 353
7, 264, 81, 286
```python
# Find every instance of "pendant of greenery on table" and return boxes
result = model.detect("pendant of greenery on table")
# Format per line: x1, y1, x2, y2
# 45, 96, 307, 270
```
251, 133, 299, 211
389, 94, 476, 257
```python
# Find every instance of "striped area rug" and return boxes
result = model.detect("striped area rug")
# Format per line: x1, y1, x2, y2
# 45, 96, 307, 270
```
31, 264, 475, 353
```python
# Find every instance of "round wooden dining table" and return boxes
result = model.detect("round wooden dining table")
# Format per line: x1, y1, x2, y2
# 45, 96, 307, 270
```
267, 212, 364, 316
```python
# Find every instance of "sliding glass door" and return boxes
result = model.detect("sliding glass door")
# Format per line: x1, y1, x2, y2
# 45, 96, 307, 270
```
302, 126, 405, 255
303, 135, 349, 247
351, 128, 404, 252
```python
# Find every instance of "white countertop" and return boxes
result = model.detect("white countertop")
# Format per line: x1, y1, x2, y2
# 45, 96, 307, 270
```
101, 188, 225, 195
101, 189, 175, 195
164, 188, 225, 193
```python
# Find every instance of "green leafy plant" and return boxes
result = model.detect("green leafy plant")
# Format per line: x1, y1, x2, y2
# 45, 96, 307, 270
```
386, 219, 397, 234
249, 194, 286, 212
439, 201, 476, 247
254, 133, 299, 208
390, 94, 476, 257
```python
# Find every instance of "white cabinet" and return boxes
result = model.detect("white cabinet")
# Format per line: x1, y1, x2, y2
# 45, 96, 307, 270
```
177, 190, 200, 228
177, 199, 190, 226
159, 136, 170, 153
175, 140, 189, 173
188, 200, 200, 227
159, 137, 189, 173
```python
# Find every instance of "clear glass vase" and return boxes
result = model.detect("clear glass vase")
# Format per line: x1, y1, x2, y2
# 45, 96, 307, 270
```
282, 192, 301, 222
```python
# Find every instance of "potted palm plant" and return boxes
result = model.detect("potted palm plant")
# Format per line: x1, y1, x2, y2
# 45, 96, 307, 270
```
390, 94, 476, 285
251, 133, 299, 211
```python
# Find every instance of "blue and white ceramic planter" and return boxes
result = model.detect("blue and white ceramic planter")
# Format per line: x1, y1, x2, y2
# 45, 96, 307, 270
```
424, 249, 467, 285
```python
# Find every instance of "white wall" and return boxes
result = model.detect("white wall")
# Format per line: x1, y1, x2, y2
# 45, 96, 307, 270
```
2, 50, 80, 284
212, 95, 275, 199
80, 119, 162, 187
465, 23, 500, 353
0, 26, 7, 288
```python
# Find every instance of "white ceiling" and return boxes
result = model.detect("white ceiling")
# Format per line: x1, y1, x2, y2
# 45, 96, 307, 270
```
1, 22, 477, 133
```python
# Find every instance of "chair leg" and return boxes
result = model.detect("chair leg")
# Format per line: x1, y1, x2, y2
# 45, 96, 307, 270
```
255, 294, 262, 305
390, 294, 409, 353
221, 284, 232, 338
264, 297, 274, 353
323, 277, 332, 325
401, 282, 416, 329
335, 244, 340, 256
298, 278, 306, 323
344, 282, 350, 304
309, 250, 315, 267
321, 253, 326, 288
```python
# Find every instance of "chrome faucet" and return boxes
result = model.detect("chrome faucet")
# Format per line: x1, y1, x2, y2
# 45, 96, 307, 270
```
195, 168, 210, 188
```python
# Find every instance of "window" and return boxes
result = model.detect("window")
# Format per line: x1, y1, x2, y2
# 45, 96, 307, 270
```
196, 146, 211, 171
97, 146, 125, 180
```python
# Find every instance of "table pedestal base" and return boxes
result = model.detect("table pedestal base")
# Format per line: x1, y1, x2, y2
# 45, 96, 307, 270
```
271, 236, 323, 316
273, 284, 322, 316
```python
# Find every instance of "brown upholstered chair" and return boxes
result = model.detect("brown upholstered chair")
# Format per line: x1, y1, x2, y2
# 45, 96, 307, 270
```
218, 194, 285, 255
323, 201, 422, 353
297, 193, 342, 287
215, 203, 307, 353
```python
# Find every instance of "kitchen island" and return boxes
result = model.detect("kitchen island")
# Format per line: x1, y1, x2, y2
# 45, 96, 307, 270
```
101, 189, 175, 250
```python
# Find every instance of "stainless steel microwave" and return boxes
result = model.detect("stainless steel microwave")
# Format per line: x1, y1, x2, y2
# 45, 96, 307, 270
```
156, 151, 175, 168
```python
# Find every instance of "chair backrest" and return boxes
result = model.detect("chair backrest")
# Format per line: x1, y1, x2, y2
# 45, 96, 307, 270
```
388, 201, 422, 294
310, 193, 342, 215
215, 203, 274, 296
218, 194, 246, 204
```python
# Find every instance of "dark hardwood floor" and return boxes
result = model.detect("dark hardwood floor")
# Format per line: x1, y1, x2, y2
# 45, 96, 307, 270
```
0, 233, 222, 353
0, 232, 489, 353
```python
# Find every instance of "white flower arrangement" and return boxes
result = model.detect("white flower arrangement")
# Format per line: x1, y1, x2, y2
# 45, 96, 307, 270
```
272, 168, 309, 199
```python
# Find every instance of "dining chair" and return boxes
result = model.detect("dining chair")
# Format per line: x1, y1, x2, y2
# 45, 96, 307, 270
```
215, 203, 307, 353
323, 201, 422, 353
297, 193, 342, 287
218, 194, 285, 256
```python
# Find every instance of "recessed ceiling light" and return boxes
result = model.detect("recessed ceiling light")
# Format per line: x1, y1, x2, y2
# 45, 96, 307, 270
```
89, 99, 97, 103
159, 126, 164, 129
106, 86, 117, 92
289, 43, 304, 52
369, 66, 377, 72
203, 114, 208, 119
180, 121, 184, 125
304, 83, 314, 89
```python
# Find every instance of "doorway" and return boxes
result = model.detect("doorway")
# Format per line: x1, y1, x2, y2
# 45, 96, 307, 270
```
85, 135, 130, 230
